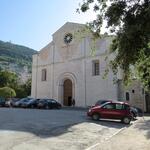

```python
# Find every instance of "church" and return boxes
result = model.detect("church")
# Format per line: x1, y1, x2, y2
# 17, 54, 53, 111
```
31, 22, 150, 111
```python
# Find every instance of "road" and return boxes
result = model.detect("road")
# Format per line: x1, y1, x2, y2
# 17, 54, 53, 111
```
0, 108, 129, 150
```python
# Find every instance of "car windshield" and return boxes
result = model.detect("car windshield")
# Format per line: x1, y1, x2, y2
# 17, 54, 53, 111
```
100, 102, 110, 107
19, 98, 27, 101
29, 99, 35, 102
95, 100, 110, 105
103, 103, 115, 109
39, 99, 46, 102
19, 98, 31, 101
48, 99, 57, 102
0, 97, 5, 101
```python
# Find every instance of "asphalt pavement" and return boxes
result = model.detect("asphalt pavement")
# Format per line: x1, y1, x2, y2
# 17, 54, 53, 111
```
0, 108, 131, 150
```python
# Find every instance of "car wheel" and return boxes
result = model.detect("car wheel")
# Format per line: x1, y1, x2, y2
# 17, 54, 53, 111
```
92, 113, 100, 121
122, 117, 131, 124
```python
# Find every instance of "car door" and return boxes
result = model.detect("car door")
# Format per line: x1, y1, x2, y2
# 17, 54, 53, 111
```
48, 99, 57, 108
102, 103, 128, 119
112, 104, 125, 119
100, 103, 116, 119
119, 104, 131, 118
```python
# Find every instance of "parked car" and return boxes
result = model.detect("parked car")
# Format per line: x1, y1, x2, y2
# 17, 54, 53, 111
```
130, 107, 138, 119
37, 99, 61, 109
5, 100, 11, 107
0, 97, 5, 107
14, 97, 32, 107
94, 99, 137, 120
10, 98, 20, 107
132, 106, 143, 117
20, 98, 40, 108
87, 101, 132, 124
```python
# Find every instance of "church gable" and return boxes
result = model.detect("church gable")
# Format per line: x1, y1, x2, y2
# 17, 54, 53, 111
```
52, 22, 85, 62
52, 22, 84, 39
36, 22, 113, 64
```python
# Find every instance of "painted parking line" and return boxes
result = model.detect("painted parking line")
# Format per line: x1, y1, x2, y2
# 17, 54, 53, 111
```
85, 127, 126, 150
85, 119, 140, 150
85, 143, 100, 150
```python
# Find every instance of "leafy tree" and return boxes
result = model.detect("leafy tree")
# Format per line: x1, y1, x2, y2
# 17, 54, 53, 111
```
15, 78, 31, 98
78, 0, 150, 90
0, 70, 18, 88
15, 85, 28, 98
23, 78, 31, 96
0, 70, 31, 98
0, 87, 16, 99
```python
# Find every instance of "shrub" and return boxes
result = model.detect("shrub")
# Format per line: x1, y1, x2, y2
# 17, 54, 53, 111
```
0, 87, 16, 99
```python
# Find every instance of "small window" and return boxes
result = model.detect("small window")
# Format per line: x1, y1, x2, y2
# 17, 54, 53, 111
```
132, 90, 135, 93
92, 60, 100, 76
103, 103, 115, 109
115, 104, 123, 110
126, 92, 130, 101
124, 104, 130, 110
51, 100, 56, 103
41, 69, 47, 81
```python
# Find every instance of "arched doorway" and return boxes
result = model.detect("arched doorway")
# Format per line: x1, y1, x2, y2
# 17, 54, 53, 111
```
63, 79, 72, 106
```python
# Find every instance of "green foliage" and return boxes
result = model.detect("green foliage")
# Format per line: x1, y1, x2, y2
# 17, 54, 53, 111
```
23, 78, 31, 96
0, 70, 18, 88
0, 40, 37, 73
79, 0, 150, 90
15, 85, 28, 98
136, 49, 150, 90
15, 78, 31, 98
0, 87, 16, 99
0, 70, 31, 98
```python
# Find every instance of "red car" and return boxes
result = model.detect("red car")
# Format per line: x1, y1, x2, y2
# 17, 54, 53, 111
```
87, 101, 132, 124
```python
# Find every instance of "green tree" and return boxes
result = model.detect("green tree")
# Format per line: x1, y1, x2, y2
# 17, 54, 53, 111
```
0, 70, 18, 88
23, 78, 31, 96
79, 0, 150, 90
0, 87, 16, 99
0, 70, 31, 98
15, 78, 31, 98
15, 85, 28, 98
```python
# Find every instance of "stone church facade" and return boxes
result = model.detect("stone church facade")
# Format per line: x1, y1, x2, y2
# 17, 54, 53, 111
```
31, 22, 149, 111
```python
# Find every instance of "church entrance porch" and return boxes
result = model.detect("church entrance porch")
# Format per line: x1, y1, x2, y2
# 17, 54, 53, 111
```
63, 79, 72, 106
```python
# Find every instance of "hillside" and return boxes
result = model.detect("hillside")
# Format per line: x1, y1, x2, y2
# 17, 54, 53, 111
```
0, 40, 37, 81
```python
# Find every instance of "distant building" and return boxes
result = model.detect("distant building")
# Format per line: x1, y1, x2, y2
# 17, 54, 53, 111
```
31, 22, 150, 112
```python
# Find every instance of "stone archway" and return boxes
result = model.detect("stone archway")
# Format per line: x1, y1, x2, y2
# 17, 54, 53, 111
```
57, 72, 77, 106
63, 79, 72, 106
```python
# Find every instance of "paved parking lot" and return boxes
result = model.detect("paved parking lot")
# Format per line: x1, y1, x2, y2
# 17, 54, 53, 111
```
0, 108, 129, 150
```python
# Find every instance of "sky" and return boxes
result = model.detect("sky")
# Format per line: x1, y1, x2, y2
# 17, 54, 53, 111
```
0, 0, 97, 50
